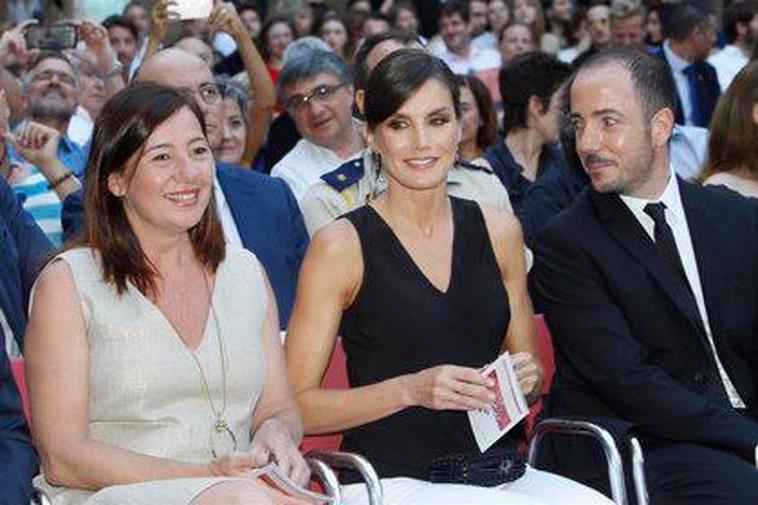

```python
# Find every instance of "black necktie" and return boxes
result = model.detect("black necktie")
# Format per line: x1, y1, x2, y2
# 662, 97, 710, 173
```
643, 202, 690, 285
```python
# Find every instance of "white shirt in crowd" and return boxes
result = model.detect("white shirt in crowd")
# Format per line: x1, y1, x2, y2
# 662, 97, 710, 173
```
707, 44, 748, 91
67, 106, 94, 149
271, 138, 362, 203
663, 40, 696, 126
432, 43, 501, 75
213, 173, 243, 248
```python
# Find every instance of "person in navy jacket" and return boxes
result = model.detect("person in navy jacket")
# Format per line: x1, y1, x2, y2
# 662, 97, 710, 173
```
0, 174, 50, 504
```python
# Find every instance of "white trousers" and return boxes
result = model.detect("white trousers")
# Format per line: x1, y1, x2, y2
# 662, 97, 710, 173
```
341, 465, 614, 505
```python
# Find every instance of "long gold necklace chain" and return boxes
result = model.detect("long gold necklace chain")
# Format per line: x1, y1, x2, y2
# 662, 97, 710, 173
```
183, 270, 237, 457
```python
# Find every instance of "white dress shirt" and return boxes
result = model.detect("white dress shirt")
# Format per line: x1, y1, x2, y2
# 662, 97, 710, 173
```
271, 138, 362, 203
433, 44, 501, 75
707, 44, 748, 91
663, 41, 695, 126
213, 173, 243, 248
619, 170, 747, 411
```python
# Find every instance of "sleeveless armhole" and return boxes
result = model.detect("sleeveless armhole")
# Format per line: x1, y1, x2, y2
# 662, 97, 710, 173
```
335, 213, 368, 314
28, 248, 95, 334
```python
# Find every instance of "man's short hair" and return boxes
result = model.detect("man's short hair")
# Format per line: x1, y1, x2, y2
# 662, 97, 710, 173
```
24, 50, 78, 88
440, 1, 469, 23
722, 0, 757, 44
282, 36, 332, 64
500, 51, 572, 133
576, 47, 678, 124
610, 0, 646, 23
663, 3, 711, 41
277, 49, 352, 100
103, 15, 140, 42
353, 29, 422, 91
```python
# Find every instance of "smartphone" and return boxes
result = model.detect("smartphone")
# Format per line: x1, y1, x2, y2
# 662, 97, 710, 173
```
25, 24, 78, 50
172, 0, 213, 20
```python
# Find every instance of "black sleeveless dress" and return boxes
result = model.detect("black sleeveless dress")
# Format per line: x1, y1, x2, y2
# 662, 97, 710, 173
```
340, 197, 515, 480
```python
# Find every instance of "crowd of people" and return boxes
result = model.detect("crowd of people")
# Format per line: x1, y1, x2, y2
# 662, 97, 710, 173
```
0, 0, 756, 504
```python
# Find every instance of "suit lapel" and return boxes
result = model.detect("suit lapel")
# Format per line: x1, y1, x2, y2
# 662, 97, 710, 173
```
590, 190, 707, 338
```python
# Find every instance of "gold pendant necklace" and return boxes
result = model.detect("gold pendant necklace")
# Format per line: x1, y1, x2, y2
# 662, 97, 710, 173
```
182, 270, 238, 458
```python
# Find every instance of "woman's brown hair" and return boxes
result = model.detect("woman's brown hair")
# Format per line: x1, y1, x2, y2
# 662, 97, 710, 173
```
699, 61, 758, 181
76, 81, 225, 296
457, 74, 498, 150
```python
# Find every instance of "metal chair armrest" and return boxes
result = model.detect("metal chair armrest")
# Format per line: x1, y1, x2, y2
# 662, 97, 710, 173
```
305, 457, 342, 504
528, 417, 628, 505
306, 449, 383, 505
31, 485, 53, 505
629, 436, 648, 505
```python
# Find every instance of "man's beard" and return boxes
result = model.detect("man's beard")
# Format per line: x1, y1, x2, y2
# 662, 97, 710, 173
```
29, 96, 75, 126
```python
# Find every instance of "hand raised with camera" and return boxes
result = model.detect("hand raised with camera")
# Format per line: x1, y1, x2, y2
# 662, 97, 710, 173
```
209, 0, 247, 43
249, 418, 310, 487
511, 351, 543, 405
403, 364, 496, 411
74, 21, 116, 75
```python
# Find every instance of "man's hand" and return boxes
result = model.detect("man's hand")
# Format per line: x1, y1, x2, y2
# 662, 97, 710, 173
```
0, 20, 39, 69
74, 21, 116, 75
4, 121, 62, 178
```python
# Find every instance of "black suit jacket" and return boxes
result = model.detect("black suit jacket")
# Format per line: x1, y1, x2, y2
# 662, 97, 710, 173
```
531, 180, 758, 475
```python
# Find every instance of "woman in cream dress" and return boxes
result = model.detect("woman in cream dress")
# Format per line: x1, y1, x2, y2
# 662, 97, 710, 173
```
24, 83, 309, 505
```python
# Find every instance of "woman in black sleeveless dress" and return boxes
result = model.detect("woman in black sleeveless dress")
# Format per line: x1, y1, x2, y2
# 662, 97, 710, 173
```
285, 51, 613, 505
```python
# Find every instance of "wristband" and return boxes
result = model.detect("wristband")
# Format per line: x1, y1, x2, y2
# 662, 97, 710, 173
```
47, 170, 75, 190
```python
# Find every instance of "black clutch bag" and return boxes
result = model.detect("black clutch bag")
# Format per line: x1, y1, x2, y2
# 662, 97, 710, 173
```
427, 446, 527, 487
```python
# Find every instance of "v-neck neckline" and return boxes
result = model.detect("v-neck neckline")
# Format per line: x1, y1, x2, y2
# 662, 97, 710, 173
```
129, 262, 222, 353
366, 198, 459, 296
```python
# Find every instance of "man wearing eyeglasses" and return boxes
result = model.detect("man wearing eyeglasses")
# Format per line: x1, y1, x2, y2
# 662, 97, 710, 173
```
270, 49, 364, 203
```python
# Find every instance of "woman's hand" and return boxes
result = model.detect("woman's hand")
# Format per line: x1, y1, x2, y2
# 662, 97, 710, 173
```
249, 418, 310, 486
209, 1, 247, 43
404, 365, 496, 411
208, 452, 259, 477
512, 352, 543, 405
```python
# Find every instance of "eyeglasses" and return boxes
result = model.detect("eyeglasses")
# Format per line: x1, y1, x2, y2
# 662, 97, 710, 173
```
186, 83, 222, 105
30, 70, 77, 87
284, 82, 348, 111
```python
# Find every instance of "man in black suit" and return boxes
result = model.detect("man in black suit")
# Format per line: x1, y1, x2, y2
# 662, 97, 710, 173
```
657, 3, 720, 127
531, 47, 758, 504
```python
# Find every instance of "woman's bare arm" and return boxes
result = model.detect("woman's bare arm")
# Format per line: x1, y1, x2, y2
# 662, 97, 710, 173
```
480, 204, 544, 403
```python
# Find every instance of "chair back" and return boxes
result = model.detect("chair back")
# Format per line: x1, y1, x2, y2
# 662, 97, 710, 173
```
10, 356, 32, 426
300, 338, 347, 453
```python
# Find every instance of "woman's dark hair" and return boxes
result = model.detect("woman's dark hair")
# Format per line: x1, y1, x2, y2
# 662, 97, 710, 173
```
259, 15, 294, 62
699, 61, 758, 181
364, 50, 461, 130
500, 51, 571, 133
78, 82, 225, 296
457, 75, 498, 150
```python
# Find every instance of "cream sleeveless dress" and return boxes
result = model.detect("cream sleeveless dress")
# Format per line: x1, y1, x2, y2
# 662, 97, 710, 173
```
33, 246, 268, 504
